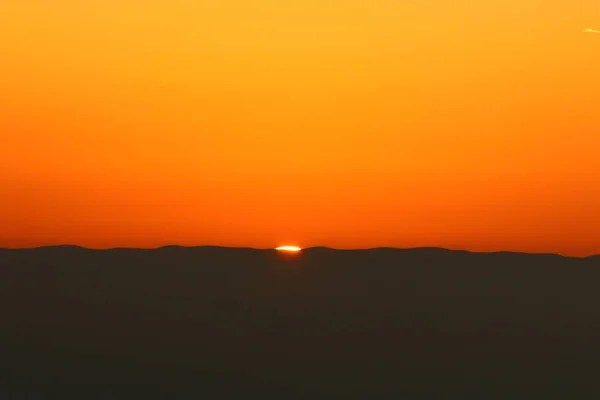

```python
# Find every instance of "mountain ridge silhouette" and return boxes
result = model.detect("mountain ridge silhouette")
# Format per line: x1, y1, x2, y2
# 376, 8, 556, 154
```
0, 244, 595, 259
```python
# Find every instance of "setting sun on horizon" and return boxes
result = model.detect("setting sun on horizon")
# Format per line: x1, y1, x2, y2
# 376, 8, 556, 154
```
276, 246, 302, 252
1, 0, 600, 256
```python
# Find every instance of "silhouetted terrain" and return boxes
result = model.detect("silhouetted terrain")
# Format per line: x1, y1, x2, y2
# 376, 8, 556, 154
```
1, 246, 599, 399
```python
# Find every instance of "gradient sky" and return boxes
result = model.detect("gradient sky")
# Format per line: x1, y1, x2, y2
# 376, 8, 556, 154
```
1, 1, 599, 255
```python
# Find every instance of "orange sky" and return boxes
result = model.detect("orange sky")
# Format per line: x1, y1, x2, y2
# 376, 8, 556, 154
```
1, 0, 599, 255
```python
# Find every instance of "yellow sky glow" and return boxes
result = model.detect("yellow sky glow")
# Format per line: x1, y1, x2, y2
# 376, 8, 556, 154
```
1, 1, 600, 256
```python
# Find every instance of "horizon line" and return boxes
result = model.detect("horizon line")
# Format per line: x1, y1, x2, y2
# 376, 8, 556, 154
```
0, 244, 597, 259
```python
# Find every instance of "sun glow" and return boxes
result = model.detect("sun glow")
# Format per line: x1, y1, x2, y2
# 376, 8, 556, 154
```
276, 246, 302, 252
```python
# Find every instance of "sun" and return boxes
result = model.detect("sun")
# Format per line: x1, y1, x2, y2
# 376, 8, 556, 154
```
276, 245, 302, 252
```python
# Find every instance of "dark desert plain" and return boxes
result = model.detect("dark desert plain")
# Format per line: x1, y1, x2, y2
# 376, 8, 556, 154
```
2, 0, 600, 398
2, 246, 600, 399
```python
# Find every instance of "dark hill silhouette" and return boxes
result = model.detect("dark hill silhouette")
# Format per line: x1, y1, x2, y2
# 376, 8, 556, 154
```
1, 246, 599, 399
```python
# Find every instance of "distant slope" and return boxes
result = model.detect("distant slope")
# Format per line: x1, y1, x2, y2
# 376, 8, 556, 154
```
1, 246, 599, 399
